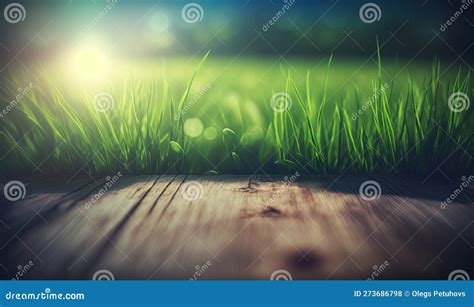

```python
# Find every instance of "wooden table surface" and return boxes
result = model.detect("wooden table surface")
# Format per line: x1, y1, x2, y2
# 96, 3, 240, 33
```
1, 175, 472, 280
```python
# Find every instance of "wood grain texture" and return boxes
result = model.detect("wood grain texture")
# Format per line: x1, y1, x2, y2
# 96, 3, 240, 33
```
1, 175, 472, 280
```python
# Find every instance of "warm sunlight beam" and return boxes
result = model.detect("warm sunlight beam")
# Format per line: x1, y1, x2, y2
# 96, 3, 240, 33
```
67, 39, 111, 84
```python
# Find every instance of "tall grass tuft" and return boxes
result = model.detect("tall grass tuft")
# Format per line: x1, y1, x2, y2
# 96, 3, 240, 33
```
0, 54, 472, 177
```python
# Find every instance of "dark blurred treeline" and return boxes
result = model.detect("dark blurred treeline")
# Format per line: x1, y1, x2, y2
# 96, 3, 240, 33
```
1, 0, 472, 60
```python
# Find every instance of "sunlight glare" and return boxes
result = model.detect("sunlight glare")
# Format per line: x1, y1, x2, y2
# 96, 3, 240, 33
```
68, 39, 111, 83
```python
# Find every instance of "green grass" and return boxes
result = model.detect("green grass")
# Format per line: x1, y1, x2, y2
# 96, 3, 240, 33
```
0, 53, 472, 177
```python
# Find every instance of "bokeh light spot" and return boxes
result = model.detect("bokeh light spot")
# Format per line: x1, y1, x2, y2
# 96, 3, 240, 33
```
184, 118, 204, 138
204, 127, 217, 140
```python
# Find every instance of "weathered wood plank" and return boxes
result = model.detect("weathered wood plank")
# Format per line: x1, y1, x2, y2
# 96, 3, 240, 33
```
1, 175, 472, 280
2, 175, 158, 278
0, 177, 95, 246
